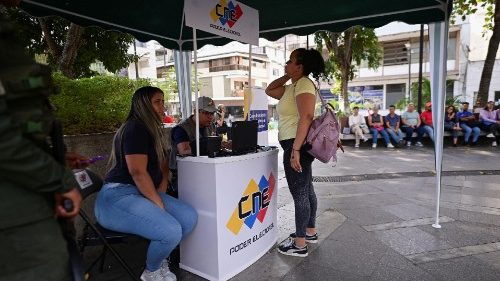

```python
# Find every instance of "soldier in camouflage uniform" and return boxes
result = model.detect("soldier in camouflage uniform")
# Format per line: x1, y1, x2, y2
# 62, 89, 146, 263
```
0, 9, 85, 281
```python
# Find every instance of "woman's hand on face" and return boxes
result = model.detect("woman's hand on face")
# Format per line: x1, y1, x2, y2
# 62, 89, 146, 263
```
290, 150, 302, 173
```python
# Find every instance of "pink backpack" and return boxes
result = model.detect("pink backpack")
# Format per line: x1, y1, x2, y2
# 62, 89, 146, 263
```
304, 82, 344, 163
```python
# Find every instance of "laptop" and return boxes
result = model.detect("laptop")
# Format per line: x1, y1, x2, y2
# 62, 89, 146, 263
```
230, 120, 258, 155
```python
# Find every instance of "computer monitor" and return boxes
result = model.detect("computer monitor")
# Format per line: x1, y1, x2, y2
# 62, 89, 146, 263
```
231, 120, 258, 155
189, 135, 221, 157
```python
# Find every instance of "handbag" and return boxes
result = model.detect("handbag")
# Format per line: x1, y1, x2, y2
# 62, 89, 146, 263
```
303, 80, 344, 163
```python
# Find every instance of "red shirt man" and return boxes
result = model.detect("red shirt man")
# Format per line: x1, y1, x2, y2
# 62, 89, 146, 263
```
420, 102, 433, 127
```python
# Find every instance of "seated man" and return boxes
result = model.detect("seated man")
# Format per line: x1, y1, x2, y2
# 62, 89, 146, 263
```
420, 102, 435, 143
169, 96, 217, 196
457, 101, 481, 146
384, 105, 405, 146
368, 107, 392, 148
479, 101, 500, 147
401, 103, 426, 147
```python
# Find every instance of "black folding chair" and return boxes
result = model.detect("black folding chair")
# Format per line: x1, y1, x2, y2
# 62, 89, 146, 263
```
75, 169, 141, 281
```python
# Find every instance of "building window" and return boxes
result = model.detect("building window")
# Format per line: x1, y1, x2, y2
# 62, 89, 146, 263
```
385, 84, 406, 109
234, 81, 244, 90
272, 68, 280, 76
495, 91, 500, 105
383, 41, 409, 66
446, 81, 454, 101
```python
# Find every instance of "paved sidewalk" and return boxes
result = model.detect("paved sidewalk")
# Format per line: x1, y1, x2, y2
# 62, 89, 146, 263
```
85, 130, 500, 280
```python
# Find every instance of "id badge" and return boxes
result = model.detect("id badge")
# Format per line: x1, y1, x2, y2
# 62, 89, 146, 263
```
74, 170, 93, 189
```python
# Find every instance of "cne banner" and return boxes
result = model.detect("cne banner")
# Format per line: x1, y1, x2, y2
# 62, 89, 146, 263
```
184, 0, 259, 45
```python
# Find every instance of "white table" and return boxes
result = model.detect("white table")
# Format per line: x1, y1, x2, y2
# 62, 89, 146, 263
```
177, 149, 279, 281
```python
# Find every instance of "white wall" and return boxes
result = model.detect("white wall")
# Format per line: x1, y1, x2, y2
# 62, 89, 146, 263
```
468, 9, 500, 62
465, 60, 500, 103
211, 76, 225, 99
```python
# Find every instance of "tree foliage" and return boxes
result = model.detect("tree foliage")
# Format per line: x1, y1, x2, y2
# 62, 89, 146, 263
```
2, 7, 135, 78
50, 73, 151, 134
453, 0, 495, 33
315, 27, 382, 112
395, 78, 461, 111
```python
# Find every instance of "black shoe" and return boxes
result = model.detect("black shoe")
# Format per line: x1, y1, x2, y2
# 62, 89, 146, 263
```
471, 141, 478, 147
289, 232, 319, 244
463, 141, 469, 146
277, 238, 308, 257
453, 143, 457, 147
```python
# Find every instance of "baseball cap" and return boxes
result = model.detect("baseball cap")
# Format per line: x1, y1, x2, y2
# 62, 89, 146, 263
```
425, 102, 432, 107
198, 96, 217, 113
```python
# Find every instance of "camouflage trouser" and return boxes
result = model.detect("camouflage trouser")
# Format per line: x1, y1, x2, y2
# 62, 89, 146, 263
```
0, 218, 71, 281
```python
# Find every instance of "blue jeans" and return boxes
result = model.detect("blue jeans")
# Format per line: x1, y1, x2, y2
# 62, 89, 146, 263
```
386, 127, 405, 143
460, 123, 480, 143
422, 125, 435, 142
95, 183, 198, 271
370, 128, 390, 145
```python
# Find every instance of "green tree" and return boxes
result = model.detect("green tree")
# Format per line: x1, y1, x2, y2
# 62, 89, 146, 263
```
315, 27, 383, 112
395, 78, 460, 110
154, 67, 177, 104
2, 7, 135, 78
50, 73, 150, 134
453, 0, 500, 107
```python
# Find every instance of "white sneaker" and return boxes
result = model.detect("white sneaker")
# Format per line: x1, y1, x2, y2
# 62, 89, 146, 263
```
372, 143, 377, 148
362, 137, 368, 142
406, 141, 411, 147
141, 269, 166, 281
493, 141, 498, 147
486, 133, 495, 138
355, 144, 360, 148
160, 259, 177, 281
387, 143, 394, 148
415, 142, 423, 147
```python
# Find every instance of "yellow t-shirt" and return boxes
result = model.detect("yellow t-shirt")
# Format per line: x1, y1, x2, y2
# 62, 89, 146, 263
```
276, 77, 316, 141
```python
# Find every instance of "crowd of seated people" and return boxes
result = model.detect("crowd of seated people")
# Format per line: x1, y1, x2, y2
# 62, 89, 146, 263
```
345, 101, 500, 148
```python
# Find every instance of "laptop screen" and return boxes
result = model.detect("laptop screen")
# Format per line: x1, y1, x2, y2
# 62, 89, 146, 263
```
231, 120, 258, 155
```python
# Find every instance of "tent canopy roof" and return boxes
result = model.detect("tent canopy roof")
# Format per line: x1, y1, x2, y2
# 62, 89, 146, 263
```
20, 0, 451, 50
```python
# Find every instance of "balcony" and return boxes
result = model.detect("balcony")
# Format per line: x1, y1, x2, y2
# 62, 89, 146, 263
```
209, 64, 250, 72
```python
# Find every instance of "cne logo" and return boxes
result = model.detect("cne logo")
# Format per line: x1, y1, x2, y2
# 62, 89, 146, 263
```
226, 173, 275, 235
210, 0, 243, 28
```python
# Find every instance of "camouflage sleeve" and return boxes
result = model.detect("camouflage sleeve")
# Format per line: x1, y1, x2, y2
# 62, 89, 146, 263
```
0, 113, 76, 193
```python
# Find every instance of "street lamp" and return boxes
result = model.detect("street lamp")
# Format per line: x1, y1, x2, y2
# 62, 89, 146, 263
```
405, 42, 412, 100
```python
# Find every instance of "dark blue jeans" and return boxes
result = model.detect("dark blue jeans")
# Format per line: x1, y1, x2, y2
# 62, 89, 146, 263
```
280, 138, 317, 238
401, 126, 425, 143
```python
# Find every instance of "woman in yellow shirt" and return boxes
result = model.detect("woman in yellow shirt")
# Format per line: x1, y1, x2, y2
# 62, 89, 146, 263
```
265, 48, 325, 257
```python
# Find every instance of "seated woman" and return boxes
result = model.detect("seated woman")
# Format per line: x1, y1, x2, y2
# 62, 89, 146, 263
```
349, 106, 369, 148
444, 105, 461, 147
95, 86, 197, 281
480, 101, 500, 147
367, 107, 392, 148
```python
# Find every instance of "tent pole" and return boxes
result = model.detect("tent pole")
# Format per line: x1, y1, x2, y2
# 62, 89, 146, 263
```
249, 44, 253, 87
429, 4, 450, 229
418, 24, 424, 113
194, 28, 200, 157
